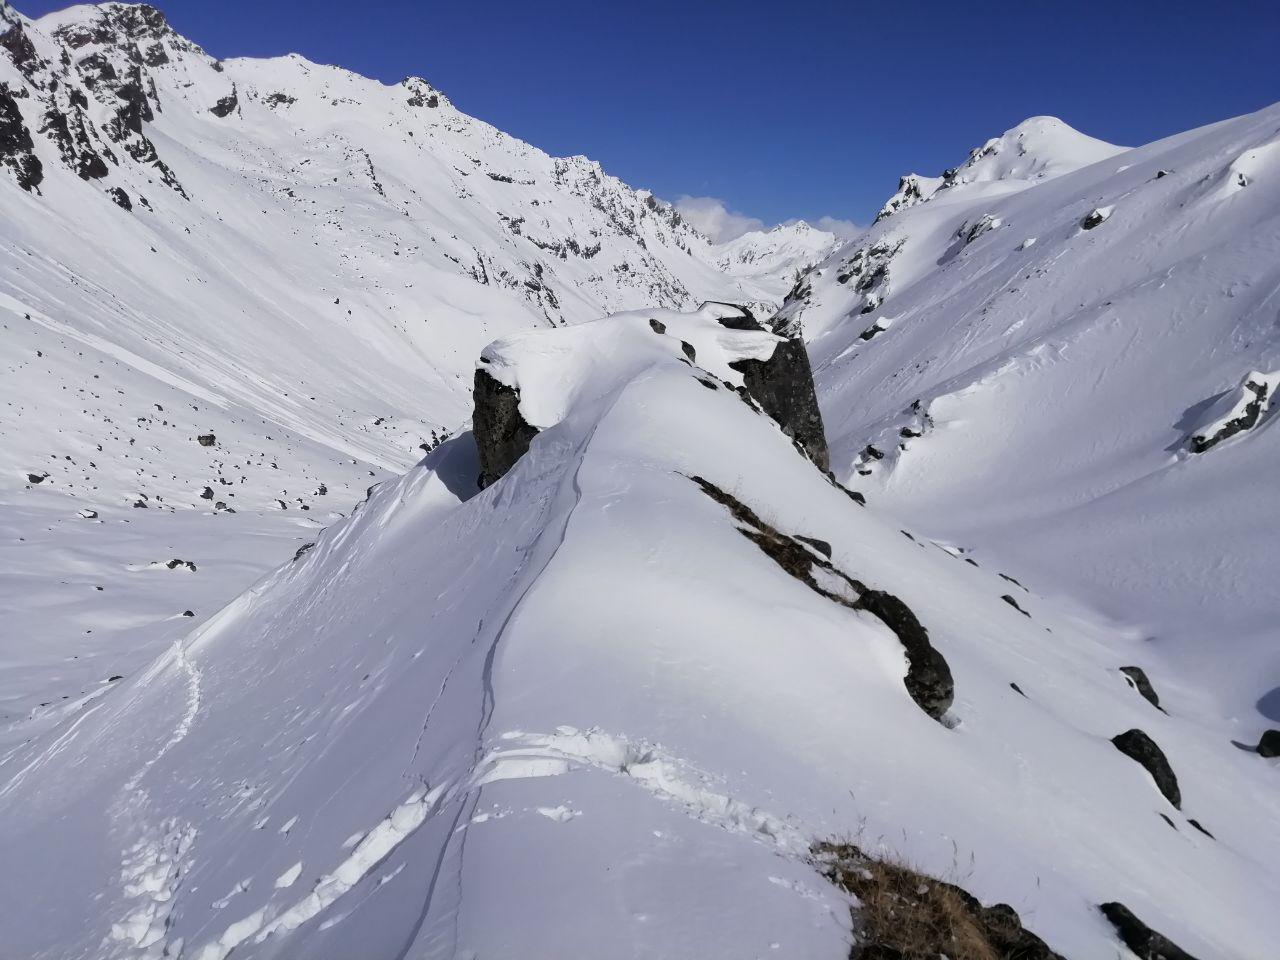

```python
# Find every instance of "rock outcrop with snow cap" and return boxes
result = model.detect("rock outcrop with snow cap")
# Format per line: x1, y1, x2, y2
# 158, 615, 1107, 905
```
474, 301, 829, 486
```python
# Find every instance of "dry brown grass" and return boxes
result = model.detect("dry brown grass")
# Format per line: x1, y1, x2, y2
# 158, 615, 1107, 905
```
813, 842, 1058, 960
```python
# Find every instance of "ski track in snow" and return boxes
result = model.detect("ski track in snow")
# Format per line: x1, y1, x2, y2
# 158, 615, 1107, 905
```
177, 723, 802, 960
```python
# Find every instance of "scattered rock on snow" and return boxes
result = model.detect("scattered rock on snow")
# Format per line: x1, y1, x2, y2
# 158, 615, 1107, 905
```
1081, 206, 1113, 230
1099, 902, 1201, 960
1187, 370, 1277, 453
1120, 665, 1166, 712
691, 475, 953, 721
1001, 594, 1030, 616
1111, 728, 1181, 808
196, 433, 216, 447
1256, 729, 1280, 758
208, 88, 238, 118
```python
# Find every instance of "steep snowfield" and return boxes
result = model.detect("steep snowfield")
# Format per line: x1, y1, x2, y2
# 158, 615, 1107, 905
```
781, 105, 1280, 753
0, 1, 798, 744
3, 306, 1278, 959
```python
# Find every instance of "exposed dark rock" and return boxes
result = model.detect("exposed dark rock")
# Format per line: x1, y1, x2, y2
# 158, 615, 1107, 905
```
181, 610, 194, 617
1010, 682, 1027, 697
691, 475, 953, 721
713, 305, 829, 472
858, 588, 954, 721
1099, 902, 1201, 960
1188, 818, 1214, 839
1257, 729, 1280, 758
208, 88, 238, 118
26, 472, 48, 484
293, 542, 315, 562
107, 186, 132, 210
109, 70, 153, 138
473, 367, 538, 489
1120, 666, 1165, 712
680, 340, 696, 361
0, 84, 43, 192
795, 535, 832, 559
1111, 728, 1181, 808
1081, 208, 1110, 230
107, 674, 123, 682
0, 18, 42, 78
196, 434, 216, 447
165, 558, 196, 572
1189, 375, 1271, 453
264, 92, 296, 108
647, 318, 666, 335
1001, 594, 1030, 616
199, 486, 214, 500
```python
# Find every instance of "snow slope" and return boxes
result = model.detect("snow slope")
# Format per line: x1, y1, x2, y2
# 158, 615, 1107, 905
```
3, 305, 1278, 960
0, 1, 801, 745
779, 105, 1280, 752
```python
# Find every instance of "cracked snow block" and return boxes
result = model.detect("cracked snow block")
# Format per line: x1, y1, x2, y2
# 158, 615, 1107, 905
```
1187, 371, 1276, 453
1120, 665, 1165, 712
1111, 728, 1181, 808
1099, 902, 1201, 960
690, 475, 953, 721
1257, 729, 1280, 758
473, 366, 538, 489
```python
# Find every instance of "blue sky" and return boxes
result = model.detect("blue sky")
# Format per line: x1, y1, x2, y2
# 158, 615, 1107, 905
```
18, 0, 1279, 236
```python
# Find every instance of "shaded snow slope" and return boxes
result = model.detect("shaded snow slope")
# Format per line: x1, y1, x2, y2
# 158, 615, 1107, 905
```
0, 1, 796, 744
780, 102, 1280, 745
3, 304, 1278, 960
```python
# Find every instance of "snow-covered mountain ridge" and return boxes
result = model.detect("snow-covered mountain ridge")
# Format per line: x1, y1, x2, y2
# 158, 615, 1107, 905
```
2, 2, 1280, 958
4, 302, 1276, 959
0, 0, 824, 740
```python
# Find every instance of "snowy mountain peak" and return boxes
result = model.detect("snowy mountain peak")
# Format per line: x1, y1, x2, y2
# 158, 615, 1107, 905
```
954, 114, 1124, 184
713, 220, 840, 306
875, 115, 1125, 222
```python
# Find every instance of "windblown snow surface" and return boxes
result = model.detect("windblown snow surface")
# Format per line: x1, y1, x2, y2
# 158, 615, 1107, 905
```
2, 3, 1280, 959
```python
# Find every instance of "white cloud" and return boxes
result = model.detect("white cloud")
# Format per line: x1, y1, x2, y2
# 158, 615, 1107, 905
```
677, 196, 863, 244
812, 216, 863, 239
674, 195, 765, 243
